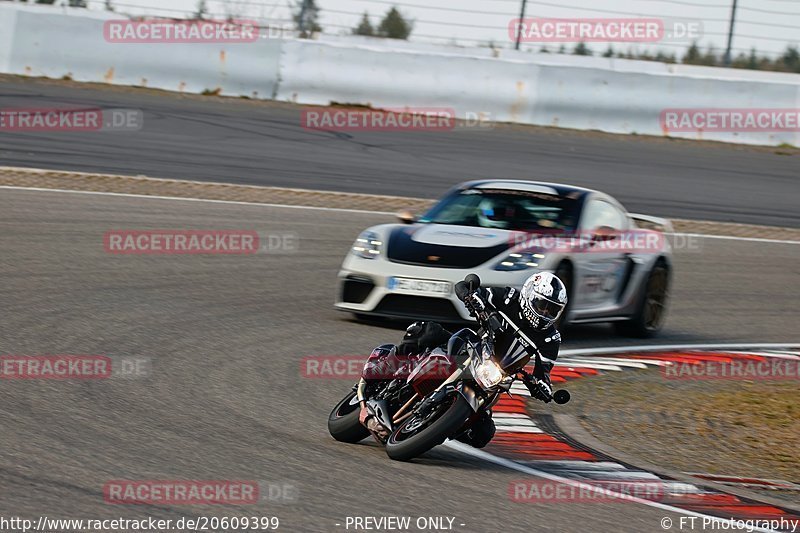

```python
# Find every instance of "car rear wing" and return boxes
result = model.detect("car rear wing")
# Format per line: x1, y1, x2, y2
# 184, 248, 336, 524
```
628, 213, 674, 233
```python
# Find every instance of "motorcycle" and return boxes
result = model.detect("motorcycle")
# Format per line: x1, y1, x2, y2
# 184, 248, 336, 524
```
327, 274, 570, 461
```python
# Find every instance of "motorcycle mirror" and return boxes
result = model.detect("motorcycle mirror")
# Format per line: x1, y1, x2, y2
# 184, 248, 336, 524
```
553, 389, 571, 404
454, 283, 469, 300
464, 273, 481, 291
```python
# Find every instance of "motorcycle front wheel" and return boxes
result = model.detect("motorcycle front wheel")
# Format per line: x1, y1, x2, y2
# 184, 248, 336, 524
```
328, 390, 370, 443
385, 394, 472, 461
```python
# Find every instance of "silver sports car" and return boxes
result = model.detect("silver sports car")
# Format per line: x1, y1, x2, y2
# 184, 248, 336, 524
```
335, 180, 672, 337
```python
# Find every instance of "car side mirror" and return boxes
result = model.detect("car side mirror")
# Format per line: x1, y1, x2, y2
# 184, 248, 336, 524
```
396, 210, 416, 224
593, 226, 617, 242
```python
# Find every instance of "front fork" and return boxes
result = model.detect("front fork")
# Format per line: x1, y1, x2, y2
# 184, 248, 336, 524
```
429, 351, 484, 413
417, 358, 483, 416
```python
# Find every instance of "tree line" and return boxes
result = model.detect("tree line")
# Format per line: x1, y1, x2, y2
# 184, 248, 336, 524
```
565, 42, 800, 74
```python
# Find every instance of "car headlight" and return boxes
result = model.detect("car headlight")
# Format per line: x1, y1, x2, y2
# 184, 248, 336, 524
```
473, 359, 505, 389
493, 251, 545, 271
351, 231, 382, 259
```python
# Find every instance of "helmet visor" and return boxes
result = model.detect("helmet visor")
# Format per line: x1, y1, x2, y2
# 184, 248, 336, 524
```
530, 295, 564, 321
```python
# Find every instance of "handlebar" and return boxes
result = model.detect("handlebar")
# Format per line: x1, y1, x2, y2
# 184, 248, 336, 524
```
522, 376, 571, 404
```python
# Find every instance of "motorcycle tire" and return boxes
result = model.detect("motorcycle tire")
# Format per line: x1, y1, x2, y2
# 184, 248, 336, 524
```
328, 391, 370, 443
385, 394, 472, 461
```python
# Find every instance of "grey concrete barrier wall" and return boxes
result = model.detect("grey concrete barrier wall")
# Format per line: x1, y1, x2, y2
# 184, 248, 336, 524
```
278, 39, 800, 145
532, 63, 800, 145
2, 3, 799, 146
275, 40, 543, 125
4, 5, 281, 98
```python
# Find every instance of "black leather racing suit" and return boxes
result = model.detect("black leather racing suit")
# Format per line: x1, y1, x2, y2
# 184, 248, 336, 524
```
467, 285, 561, 385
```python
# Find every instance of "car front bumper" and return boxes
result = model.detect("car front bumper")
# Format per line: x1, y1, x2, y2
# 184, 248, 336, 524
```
335, 254, 541, 323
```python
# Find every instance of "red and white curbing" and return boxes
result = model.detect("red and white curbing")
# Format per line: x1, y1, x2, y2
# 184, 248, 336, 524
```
479, 345, 800, 530
687, 474, 800, 493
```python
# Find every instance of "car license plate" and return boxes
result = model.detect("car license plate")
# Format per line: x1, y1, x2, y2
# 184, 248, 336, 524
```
388, 277, 451, 296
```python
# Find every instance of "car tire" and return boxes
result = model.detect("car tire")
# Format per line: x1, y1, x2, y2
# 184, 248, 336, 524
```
615, 260, 670, 338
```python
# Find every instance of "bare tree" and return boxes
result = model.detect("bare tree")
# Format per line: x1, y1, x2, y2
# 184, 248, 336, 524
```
293, 0, 321, 38
194, 0, 208, 20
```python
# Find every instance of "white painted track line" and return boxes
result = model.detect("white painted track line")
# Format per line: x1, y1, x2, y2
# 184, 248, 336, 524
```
3, 185, 800, 246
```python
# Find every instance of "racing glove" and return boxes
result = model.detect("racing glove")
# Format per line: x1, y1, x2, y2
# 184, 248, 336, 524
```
530, 375, 553, 403
522, 370, 553, 403
464, 293, 486, 317
455, 281, 485, 317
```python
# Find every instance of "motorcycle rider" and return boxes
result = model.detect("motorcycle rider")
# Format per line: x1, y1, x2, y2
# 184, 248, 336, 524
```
458, 270, 567, 403
358, 271, 568, 447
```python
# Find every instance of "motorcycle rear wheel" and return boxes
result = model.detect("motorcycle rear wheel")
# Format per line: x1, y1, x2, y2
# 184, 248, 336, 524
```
385, 394, 472, 461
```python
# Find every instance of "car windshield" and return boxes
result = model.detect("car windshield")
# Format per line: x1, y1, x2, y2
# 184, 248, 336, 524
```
419, 188, 580, 231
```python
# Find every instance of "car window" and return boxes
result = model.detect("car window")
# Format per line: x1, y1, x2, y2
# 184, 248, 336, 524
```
419, 189, 580, 231
580, 199, 627, 231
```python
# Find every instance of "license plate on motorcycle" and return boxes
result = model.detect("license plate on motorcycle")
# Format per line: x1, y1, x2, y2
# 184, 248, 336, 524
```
387, 277, 451, 296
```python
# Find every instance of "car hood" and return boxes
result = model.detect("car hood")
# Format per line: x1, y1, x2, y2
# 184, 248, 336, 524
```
385, 224, 514, 268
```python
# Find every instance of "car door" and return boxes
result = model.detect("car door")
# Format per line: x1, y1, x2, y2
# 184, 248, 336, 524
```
571, 198, 631, 311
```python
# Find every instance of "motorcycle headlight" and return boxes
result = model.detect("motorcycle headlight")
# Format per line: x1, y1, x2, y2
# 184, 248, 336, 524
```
351, 231, 382, 259
473, 359, 505, 389
493, 251, 545, 271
